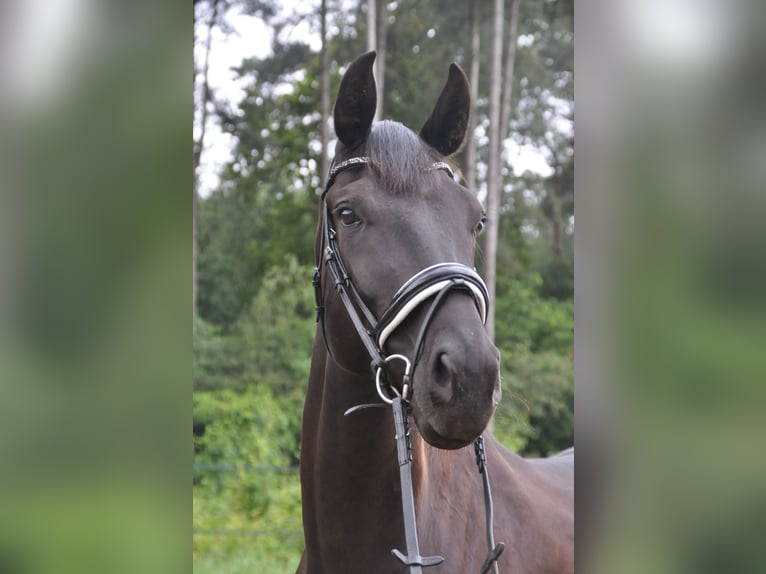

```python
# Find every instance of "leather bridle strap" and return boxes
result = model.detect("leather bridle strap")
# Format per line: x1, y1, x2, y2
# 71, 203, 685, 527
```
321, 205, 387, 371
316, 156, 387, 370
391, 396, 445, 572
475, 436, 506, 574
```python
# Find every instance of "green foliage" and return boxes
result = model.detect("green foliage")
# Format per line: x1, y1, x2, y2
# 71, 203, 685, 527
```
234, 257, 316, 396
194, 317, 242, 390
196, 191, 264, 330
194, 257, 315, 391
201, 388, 295, 470
193, 386, 304, 567
194, 386, 298, 483
379, 0, 471, 126
495, 347, 574, 457
492, 271, 573, 456
494, 272, 573, 356
193, 258, 314, 568
197, 185, 316, 332
193, 0, 573, 567
536, 254, 574, 301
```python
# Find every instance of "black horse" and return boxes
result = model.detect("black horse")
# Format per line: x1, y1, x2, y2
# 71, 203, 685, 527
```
297, 51, 573, 574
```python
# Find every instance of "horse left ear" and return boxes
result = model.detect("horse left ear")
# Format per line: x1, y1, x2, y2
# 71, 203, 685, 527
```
334, 51, 377, 149
419, 63, 471, 156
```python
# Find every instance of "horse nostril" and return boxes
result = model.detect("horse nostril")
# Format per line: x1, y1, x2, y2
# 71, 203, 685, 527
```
433, 352, 450, 386
429, 351, 455, 404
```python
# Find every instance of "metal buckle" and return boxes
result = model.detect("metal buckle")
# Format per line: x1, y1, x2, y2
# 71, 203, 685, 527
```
375, 354, 413, 403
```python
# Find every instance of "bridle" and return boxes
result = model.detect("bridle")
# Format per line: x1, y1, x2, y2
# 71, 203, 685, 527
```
312, 156, 504, 574
314, 157, 489, 400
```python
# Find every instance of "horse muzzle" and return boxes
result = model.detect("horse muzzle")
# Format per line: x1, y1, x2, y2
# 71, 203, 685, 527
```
409, 302, 501, 449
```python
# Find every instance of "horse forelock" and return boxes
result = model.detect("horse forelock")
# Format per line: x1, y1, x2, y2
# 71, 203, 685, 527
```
357, 120, 453, 195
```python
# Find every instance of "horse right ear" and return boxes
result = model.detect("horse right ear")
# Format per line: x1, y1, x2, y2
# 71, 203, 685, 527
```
419, 63, 470, 156
334, 51, 377, 149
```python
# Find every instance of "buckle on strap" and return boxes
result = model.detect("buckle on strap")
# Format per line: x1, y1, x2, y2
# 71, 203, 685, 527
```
375, 354, 413, 403
312, 267, 323, 322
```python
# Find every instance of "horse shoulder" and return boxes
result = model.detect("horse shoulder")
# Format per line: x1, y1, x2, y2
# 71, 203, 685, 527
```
484, 437, 574, 574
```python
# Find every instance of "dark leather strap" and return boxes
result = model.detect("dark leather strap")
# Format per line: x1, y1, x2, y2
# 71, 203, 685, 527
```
390, 397, 445, 572
475, 436, 505, 574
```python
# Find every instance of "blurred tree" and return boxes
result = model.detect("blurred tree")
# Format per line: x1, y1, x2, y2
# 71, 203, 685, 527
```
195, 0, 574, 452
508, 0, 573, 263
484, 0, 506, 341
375, 0, 388, 119
492, 272, 573, 455
193, 0, 278, 318
197, 45, 320, 329
464, 0, 481, 193
193, 0, 221, 318
233, 257, 315, 397
320, 0, 330, 186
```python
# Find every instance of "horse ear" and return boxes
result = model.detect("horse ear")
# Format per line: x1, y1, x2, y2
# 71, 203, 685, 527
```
334, 51, 377, 149
419, 63, 471, 156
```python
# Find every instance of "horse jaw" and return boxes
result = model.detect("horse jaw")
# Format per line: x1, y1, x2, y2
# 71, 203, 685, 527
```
411, 386, 500, 450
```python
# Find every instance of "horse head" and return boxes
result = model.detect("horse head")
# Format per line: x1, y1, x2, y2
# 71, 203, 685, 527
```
317, 51, 501, 450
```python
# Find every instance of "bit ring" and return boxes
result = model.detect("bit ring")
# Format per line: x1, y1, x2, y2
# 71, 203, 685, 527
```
375, 354, 413, 404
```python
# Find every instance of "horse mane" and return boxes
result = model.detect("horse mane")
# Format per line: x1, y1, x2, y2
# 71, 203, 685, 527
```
356, 120, 458, 195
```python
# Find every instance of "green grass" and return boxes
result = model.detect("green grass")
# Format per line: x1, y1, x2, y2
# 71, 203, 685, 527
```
193, 545, 302, 574
193, 471, 304, 574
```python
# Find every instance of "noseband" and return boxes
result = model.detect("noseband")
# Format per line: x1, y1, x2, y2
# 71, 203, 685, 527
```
312, 156, 504, 573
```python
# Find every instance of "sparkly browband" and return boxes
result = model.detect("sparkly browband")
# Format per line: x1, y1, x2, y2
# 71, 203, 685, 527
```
322, 157, 456, 198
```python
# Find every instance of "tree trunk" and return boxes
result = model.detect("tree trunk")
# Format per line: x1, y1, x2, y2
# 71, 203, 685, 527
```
193, 10, 198, 320
367, 0, 380, 122
193, 167, 198, 317
549, 152, 564, 258
499, 0, 521, 143
192, 0, 221, 318
320, 0, 330, 188
465, 0, 481, 194
484, 0, 504, 342
375, 0, 387, 119
193, 0, 220, 175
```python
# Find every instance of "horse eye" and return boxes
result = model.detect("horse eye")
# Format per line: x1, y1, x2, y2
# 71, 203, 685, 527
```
474, 215, 487, 236
338, 208, 362, 228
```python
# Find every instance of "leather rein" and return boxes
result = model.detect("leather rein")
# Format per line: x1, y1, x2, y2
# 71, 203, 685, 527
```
312, 156, 504, 574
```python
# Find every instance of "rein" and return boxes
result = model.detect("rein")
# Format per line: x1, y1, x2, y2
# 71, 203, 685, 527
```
313, 156, 504, 573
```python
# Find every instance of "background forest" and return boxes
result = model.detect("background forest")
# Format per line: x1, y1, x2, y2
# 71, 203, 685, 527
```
193, 0, 573, 571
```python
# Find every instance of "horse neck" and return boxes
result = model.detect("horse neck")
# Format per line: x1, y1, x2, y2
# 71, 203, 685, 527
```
301, 338, 426, 573
300, 339, 405, 553
300, 338, 496, 571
